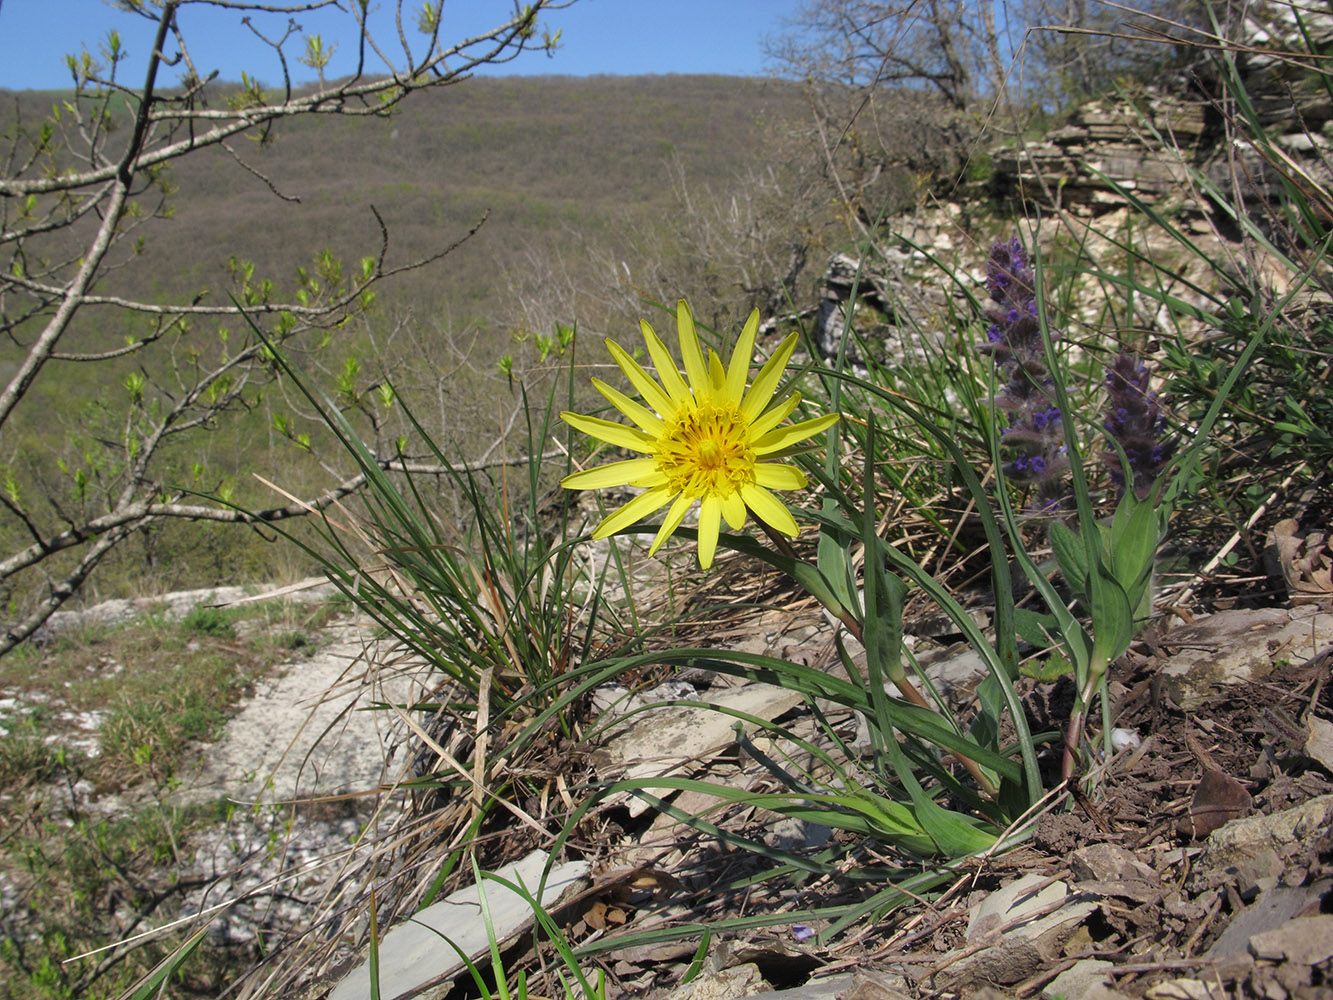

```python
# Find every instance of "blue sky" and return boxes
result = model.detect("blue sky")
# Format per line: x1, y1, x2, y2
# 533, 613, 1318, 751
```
0, 0, 805, 91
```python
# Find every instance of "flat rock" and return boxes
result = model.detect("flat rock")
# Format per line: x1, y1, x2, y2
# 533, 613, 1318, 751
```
173, 624, 420, 805
966, 872, 1084, 940
1206, 880, 1332, 957
742, 973, 904, 1000
1306, 715, 1333, 773
592, 681, 805, 817
1043, 959, 1117, 999
1155, 606, 1333, 710
1248, 913, 1333, 965
1145, 980, 1218, 1000
45, 577, 334, 632
1196, 793, 1333, 891
943, 873, 1097, 986
328, 850, 590, 1000
663, 963, 769, 999
1071, 843, 1163, 902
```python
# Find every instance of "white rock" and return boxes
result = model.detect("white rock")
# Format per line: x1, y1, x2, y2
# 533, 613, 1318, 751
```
1111, 728, 1142, 751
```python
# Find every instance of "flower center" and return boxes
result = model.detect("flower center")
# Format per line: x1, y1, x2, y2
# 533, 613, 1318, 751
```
697, 439, 723, 469
657, 402, 754, 498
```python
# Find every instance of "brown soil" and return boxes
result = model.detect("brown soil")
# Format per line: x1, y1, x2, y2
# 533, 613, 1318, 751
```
504, 610, 1333, 1000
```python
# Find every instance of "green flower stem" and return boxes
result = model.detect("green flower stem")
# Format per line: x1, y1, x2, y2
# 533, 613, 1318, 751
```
755, 522, 999, 799
1062, 657, 1108, 782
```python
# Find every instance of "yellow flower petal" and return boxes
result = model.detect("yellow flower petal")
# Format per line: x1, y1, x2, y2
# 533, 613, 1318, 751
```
593, 378, 664, 435
740, 332, 798, 422
561, 411, 657, 453
719, 491, 747, 530
592, 485, 675, 539
677, 299, 710, 398
648, 493, 695, 556
641, 319, 692, 406
606, 338, 674, 417
562, 458, 660, 490
740, 482, 799, 537
752, 412, 840, 456
696, 495, 722, 568
707, 349, 726, 395
754, 463, 807, 490
748, 392, 802, 440
725, 309, 759, 403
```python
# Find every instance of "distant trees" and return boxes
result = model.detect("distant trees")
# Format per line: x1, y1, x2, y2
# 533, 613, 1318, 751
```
768, 0, 994, 186
0, 0, 569, 655
767, 0, 1200, 217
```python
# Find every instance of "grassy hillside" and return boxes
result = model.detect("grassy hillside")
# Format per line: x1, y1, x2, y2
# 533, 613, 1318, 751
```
6, 75, 809, 326
0, 74, 823, 603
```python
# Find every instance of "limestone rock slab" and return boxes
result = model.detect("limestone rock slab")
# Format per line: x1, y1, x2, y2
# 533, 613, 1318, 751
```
1248, 914, 1333, 966
942, 873, 1097, 987
1155, 606, 1333, 710
329, 849, 589, 1000
592, 681, 805, 817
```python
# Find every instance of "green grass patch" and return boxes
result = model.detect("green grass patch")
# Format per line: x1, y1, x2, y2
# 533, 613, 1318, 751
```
0, 593, 349, 999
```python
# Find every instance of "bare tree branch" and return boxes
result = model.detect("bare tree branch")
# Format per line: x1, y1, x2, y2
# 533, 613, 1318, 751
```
0, 449, 561, 585
0, 0, 571, 658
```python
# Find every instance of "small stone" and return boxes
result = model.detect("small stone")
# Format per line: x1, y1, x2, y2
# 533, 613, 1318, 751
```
1248, 914, 1333, 966
740, 974, 861, 1000
1197, 794, 1333, 892
1207, 881, 1333, 958
1145, 980, 1216, 1000
1305, 716, 1333, 773
664, 963, 768, 1000
1071, 843, 1159, 883
943, 873, 1097, 986
1044, 958, 1114, 998
1111, 727, 1142, 751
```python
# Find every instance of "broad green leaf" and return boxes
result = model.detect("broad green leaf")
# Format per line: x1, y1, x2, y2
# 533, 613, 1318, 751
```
872, 684, 999, 857
865, 564, 908, 688
1013, 607, 1058, 648
817, 523, 858, 618
907, 793, 999, 856
1020, 651, 1075, 682
861, 414, 909, 690
1049, 520, 1090, 598
1109, 492, 1160, 598
1087, 561, 1133, 675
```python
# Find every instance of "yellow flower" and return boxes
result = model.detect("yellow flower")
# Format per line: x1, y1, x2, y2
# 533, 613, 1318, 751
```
560, 300, 839, 568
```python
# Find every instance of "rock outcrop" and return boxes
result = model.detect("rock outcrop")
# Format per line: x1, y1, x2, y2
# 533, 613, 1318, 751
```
804, 7, 1333, 364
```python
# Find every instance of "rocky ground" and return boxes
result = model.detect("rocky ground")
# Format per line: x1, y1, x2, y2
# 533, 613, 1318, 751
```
525, 603, 1333, 1000
292, 587, 1333, 1000
0, 579, 420, 993
9, 569, 1332, 1000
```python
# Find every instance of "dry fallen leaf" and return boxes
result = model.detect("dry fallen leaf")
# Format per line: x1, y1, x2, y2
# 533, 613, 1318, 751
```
1179, 768, 1253, 839
1267, 518, 1333, 605
583, 899, 629, 930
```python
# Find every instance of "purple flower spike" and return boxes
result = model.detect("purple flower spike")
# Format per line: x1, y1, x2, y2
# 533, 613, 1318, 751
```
1101, 353, 1176, 500
980, 238, 1048, 370
977, 238, 1067, 511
